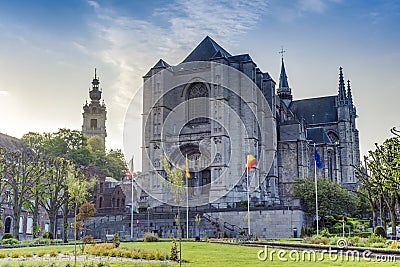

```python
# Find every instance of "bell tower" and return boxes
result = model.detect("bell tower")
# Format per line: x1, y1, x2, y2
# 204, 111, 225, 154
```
82, 68, 107, 146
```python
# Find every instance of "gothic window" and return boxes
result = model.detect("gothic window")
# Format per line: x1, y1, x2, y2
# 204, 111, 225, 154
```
90, 119, 97, 128
187, 82, 209, 124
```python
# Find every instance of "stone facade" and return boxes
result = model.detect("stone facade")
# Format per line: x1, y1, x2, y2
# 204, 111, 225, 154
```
140, 36, 360, 209
82, 68, 107, 145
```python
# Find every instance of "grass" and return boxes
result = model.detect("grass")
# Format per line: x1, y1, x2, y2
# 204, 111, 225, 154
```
0, 241, 398, 266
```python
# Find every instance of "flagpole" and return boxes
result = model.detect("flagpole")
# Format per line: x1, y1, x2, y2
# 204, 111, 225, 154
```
130, 155, 134, 240
186, 155, 189, 239
247, 162, 251, 237
314, 143, 319, 236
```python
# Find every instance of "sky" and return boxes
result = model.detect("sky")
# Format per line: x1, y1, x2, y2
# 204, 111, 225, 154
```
0, 0, 399, 170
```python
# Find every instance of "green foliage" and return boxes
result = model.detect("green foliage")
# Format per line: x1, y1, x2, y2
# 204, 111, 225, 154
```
43, 231, 54, 239
374, 226, 386, 238
170, 239, 179, 261
293, 177, 357, 217
236, 200, 248, 208
1, 238, 19, 245
144, 232, 159, 242
2, 233, 13, 240
112, 233, 120, 248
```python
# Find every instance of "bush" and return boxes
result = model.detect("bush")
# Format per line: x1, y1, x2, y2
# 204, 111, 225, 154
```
82, 235, 95, 244
49, 250, 58, 257
170, 239, 179, 261
1, 238, 19, 245
374, 226, 386, 238
370, 242, 387, 248
367, 234, 387, 246
144, 232, 159, 242
10, 251, 21, 258
112, 233, 120, 248
388, 240, 399, 249
37, 251, 46, 257
24, 251, 34, 258
43, 231, 54, 239
0, 252, 7, 258
2, 233, 13, 240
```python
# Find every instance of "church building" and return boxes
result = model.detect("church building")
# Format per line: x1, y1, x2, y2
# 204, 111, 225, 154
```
140, 36, 360, 209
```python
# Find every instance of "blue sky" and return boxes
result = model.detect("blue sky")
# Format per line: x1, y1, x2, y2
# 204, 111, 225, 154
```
0, 0, 399, 169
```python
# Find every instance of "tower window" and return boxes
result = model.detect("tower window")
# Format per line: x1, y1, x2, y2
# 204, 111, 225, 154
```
91, 119, 97, 128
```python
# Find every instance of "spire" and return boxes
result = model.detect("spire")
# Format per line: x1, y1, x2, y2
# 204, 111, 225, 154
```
347, 80, 353, 105
279, 58, 289, 89
90, 68, 101, 102
338, 67, 347, 104
277, 48, 292, 104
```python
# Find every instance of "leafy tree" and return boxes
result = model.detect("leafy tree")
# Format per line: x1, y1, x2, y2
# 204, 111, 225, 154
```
87, 136, 105, 152
161, 157, 184, 263
1, 149, 44, 239
66, 165, 96, 265
104, 149, 128, 180
366, 135, 400, 239
293, 177, 357, 221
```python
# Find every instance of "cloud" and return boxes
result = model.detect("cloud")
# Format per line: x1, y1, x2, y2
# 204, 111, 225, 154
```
84, 0, 268, 110
0, 91, 9, 96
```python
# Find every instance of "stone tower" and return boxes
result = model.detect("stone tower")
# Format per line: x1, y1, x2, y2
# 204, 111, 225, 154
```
82, 68, 107, 145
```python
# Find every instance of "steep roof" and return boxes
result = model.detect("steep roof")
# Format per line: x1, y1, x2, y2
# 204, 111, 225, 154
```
144, 59, 171, 77
0, 133, 27, 151
182, 36, 231, 63
306, 127, 332, 144
289, 96, 338, 125
279, 58, 289, 88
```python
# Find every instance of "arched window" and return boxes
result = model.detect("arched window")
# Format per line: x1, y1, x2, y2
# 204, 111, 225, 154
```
187, 82, 209, 124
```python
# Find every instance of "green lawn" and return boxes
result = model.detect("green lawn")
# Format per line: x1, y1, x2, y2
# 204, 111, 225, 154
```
0, 241, 398, 266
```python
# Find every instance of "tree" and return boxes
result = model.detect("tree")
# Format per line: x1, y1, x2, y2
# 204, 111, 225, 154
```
66, 165, 96, 266
366, 136, 400, 239
38, 157, 72, 238
1, 149, 44, 239
161, 157, 184, 264
293, 177, 357, 221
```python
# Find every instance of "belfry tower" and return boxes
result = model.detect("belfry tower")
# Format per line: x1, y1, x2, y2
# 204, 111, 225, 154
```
82, 68, 107, 145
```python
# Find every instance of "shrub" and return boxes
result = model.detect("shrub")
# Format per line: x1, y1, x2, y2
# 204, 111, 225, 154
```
43, 231, 54, 239
374, 226, 386, 238
24, 251, 34, 258
144, 232, 159, 242
0, 252, 6, 258
367, 234, 386, 244
370, 242, 387, 248
10, 251, 21, 258
82, 235, 95, 244
37, 251, 46, 257
388, 240, 399, 249
1, 238, 19, 245
2, 233, 13, 240
112, 233, 120, 248
170, 239, 179, 261
49, 250, 58, 257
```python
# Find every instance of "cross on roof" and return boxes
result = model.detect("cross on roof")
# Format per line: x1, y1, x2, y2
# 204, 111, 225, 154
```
279, 47, 286, 59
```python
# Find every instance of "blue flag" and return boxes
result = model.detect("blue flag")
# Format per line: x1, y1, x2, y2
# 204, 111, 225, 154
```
314, 148, 323, 169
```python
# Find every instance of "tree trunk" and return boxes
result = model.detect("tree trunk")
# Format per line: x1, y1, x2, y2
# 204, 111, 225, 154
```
13, 206, 20, 240
32, 195, 40, 238
63, 201, 68, 243
48, 209, 55, 239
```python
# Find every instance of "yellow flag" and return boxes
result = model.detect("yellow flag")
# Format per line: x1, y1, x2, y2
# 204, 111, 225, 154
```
185, 154, 191, 178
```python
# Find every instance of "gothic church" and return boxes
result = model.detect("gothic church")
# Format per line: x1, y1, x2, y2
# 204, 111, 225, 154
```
141, 36, 360, 209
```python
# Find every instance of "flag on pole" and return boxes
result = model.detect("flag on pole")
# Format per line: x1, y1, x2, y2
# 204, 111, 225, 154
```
314, 147, 323, 169
185, 154, 190, 178
245, 154, 257, 171
127, 156, 134, 179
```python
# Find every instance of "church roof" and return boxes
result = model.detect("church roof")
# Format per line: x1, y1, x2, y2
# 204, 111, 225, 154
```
0, 133, 27, 151
306, 127, 332, 144
279, 58, 289, 88
182, 36, 232, 63
228, 54, 253, 63
144, 59, 171, 77
290, 96, 338, 125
